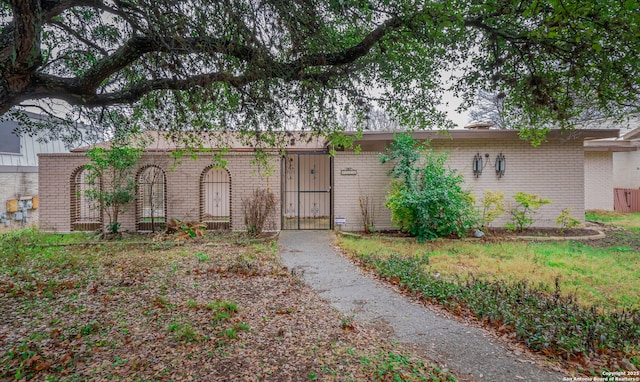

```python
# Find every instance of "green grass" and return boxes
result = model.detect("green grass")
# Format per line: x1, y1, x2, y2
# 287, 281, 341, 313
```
337, 230, 640, 370
359, 351, 455, 382
139, 217, 166, 223
0, 227, 93, 247
586, 210, 640, 230
339, 236, 639, 310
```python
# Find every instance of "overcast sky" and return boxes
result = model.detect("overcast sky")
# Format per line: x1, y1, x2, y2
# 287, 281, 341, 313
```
441, 92, 470, 129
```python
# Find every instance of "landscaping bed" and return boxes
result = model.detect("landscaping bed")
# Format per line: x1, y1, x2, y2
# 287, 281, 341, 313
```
348, 227, 604, 240
337, 222, 640, 376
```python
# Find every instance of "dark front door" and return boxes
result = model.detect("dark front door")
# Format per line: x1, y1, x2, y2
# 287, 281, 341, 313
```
282, 153, 332, 230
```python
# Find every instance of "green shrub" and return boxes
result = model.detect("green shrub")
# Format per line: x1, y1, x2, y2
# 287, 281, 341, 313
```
478, 190, 505, 229
380, 133, 477, 241
506, 192, 551, 231
354, 251, 639, 365
556, 207, 582, 231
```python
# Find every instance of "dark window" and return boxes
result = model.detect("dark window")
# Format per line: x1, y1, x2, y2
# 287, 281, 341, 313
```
0, 121, 21, 154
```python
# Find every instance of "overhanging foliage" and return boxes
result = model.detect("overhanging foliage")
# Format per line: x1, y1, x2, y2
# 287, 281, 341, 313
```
1, 1, 640, 146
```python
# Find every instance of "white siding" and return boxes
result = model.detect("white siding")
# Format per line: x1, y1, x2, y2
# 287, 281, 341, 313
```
613, 151, 640, 189
584, 151, 614, 210
0, 135, 68, 167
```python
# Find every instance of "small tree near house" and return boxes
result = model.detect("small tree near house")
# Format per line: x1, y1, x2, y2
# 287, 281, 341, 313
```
358, 195, 377, 234
506, 192, 552, 232
478, 190, 506, 230
84, 145, 142, 233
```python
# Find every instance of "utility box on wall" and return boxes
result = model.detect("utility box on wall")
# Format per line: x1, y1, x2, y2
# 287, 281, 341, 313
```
6, 199, 18, 213
6, 197, 38, 213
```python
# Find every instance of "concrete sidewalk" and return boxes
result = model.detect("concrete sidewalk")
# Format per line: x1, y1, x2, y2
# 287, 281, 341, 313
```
278, 230, 567, 382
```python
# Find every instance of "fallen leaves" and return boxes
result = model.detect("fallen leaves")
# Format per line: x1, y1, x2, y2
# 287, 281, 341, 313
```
1, 232, 454, 381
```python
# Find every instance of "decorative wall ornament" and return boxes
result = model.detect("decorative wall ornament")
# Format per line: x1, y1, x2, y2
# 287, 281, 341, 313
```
472, 153, 483, 177
286, 202, 296, 215
287, 157, 295, 181
495, 153, 506, 178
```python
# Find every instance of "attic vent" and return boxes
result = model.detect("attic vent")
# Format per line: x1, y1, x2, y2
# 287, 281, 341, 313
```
464, 122, 495, 130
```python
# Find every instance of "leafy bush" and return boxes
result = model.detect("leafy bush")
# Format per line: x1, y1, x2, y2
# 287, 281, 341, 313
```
165, 218, 207, 239
242, 188, 277, 236
506, 192, 551, 231
354, 251, 639, 366
380, 133, 477, 241
478, 190, 505, 229
556, 208, 582, 231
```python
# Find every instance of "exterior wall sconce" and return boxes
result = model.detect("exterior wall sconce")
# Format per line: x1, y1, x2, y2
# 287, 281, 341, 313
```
495, 153, 506, 178
287, 157, 295, 181
472, 153, 488, 177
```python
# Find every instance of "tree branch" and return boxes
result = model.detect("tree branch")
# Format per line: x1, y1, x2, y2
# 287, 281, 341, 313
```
49, 20, 109, 55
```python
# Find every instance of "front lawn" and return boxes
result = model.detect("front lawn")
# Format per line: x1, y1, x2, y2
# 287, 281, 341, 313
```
586, 210, 640, 230
339, 236, 640, 310
337, 223, 640, 374
0, 228, 453, 381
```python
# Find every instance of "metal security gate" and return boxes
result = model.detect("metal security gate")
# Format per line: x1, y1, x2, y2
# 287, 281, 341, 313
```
282, 153, 332, 230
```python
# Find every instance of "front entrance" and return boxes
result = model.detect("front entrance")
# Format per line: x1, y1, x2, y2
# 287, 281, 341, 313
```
282, 153, 332, 230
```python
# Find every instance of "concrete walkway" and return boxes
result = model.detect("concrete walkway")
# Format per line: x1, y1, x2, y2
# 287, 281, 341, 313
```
279, 231, 567, 382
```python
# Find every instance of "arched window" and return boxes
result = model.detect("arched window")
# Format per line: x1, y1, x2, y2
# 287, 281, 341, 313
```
70, 167, 102, 231
200, 167, 231, 229
137, 165, 166, 231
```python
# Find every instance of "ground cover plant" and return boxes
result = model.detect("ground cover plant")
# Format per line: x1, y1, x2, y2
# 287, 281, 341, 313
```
0, 228, 454, 381
337, 223, 640, 374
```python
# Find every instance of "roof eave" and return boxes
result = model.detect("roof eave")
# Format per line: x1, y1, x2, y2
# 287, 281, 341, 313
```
350, 129, 619, 142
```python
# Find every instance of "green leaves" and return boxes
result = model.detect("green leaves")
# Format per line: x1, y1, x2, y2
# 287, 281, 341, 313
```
381, 133, 476, 241
84, 144, 142, 232
506, 192, 552, 232
3, 0, 640, 142
354, 248, 640, 367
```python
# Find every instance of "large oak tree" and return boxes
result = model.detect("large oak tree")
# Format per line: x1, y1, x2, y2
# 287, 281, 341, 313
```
1, 0, 639, 144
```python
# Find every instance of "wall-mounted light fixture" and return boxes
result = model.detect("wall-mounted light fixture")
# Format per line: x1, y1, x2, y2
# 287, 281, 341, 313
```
495, 153, 506, 178
287, 157, 295, 180
472, 153, 484, 177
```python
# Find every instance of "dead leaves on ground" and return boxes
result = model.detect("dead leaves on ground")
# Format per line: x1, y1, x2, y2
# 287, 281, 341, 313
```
1, 234, 454, 381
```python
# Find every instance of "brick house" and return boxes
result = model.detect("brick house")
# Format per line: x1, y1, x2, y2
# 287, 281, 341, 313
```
38, 128, 617, 233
